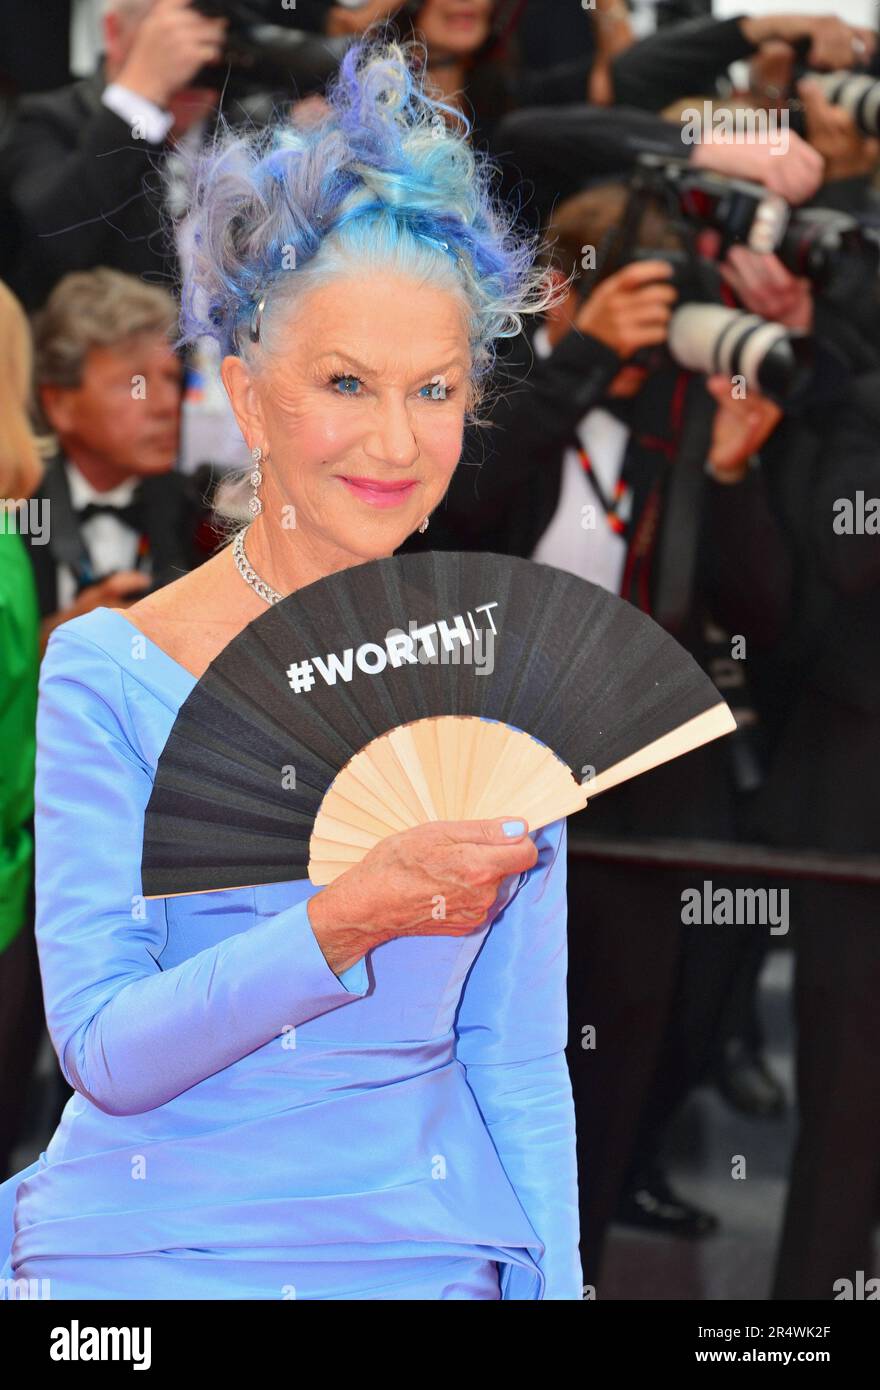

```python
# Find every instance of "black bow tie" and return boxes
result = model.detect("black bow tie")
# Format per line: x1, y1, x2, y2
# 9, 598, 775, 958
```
75, 499, 146, 532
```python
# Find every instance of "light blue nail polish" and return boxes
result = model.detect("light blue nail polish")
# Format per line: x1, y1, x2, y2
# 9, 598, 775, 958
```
502, 819, 526, 836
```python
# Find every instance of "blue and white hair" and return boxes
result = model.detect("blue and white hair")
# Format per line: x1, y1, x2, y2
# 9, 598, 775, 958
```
172, 26, 569, 418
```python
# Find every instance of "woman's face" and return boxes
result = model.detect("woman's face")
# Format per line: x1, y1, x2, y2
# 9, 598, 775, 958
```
223, 269, 472, 566
417, 0, 493, 58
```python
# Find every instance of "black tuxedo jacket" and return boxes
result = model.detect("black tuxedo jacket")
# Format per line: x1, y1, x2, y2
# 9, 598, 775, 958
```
23, 454, 208, 620
1, 70, 176, 308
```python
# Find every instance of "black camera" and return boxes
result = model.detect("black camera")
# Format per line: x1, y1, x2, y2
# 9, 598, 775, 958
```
188, 0, 360, 97
776, 206, 880, 302
592, 156, 816, 404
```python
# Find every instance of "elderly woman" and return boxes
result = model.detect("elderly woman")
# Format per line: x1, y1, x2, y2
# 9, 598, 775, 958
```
0, 35, 581, 1301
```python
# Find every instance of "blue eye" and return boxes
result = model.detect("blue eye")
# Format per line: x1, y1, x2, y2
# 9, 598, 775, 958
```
328, 373, 456, 400
330, 373, 363, 395
419, 381, 456, 400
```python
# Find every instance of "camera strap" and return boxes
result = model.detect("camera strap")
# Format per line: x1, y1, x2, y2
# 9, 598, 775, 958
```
572, 440, 632, 538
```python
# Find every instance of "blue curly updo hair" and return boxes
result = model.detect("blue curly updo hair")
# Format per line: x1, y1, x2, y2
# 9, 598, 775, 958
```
174, 26, 568, 418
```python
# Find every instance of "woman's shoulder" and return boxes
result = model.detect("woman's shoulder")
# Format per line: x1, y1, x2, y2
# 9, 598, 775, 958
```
40, 609, 141, 706
37, 607, 200, 772
44, 606, 130, 664
40, 606, 196, 715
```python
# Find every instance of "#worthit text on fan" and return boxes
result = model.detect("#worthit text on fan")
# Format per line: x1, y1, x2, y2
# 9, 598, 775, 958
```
285, 603, 499, 694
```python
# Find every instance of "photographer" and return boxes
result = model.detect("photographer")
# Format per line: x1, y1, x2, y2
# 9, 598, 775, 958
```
721, 263, 880, 1298
764, 369, 880, 1298
0, 0, 227, 308
797, 77, 880, 360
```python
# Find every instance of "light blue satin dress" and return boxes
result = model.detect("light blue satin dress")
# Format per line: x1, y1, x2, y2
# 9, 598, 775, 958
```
0, 606, 582, 1300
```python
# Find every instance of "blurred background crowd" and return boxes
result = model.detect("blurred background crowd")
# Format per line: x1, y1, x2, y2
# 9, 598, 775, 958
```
1, 0, 879, 1300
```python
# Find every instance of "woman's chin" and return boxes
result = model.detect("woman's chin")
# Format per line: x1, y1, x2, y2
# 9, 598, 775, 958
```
332, 517, 423, 562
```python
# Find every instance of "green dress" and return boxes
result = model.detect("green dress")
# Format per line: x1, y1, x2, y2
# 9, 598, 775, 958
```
0, 522, 40, 954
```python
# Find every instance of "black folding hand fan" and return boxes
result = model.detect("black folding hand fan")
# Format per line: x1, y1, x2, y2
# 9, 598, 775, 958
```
141, 551, 735, 898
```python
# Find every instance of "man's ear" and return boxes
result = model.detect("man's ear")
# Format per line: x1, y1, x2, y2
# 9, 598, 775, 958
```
221, 354, 266, 454
103, 12, 123, 71
39, 384, 75, 436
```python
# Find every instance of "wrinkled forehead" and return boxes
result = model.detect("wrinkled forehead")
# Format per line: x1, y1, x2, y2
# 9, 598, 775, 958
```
251, 269, 473, 380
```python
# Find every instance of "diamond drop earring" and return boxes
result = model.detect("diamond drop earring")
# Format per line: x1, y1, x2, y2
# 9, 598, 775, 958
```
418, 514, 429, 534
249, 446, 264, 517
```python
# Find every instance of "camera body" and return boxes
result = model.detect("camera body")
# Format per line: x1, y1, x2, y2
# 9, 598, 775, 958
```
187, 0, 361, 97
585, 155, 879, 402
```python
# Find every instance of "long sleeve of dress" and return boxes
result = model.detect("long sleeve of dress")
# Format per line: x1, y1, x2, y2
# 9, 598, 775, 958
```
34, 625, 368, 1118
453, 816, 582, 1300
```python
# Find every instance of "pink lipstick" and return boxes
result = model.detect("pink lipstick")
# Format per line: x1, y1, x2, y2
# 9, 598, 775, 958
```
338, 476, 418, 509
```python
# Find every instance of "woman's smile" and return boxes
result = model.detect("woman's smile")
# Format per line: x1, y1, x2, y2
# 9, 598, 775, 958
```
336, 475, 419, 508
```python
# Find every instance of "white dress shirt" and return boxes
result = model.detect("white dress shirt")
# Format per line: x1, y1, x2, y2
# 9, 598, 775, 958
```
57, 462, 146, 612
101, 81, 176, 145
529, 324, 631, 596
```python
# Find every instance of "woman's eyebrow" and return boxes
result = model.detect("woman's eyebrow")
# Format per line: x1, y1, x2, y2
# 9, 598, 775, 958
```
314, 351, 468, 378
313, 352, 376, 374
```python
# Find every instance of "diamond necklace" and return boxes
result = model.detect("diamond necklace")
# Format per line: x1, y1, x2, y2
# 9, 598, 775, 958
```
232, 524, 284, 606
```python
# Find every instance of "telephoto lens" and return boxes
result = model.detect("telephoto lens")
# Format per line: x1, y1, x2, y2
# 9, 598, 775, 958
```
666, 304, 814, 404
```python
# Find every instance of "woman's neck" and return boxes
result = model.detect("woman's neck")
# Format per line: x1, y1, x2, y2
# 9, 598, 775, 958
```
240, 515, 373, 601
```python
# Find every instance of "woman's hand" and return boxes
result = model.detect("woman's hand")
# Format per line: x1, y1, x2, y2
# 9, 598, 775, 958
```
307, 817, 539, 974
